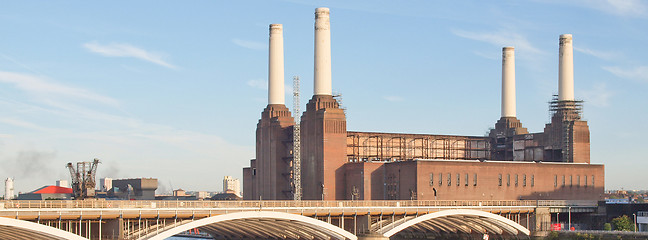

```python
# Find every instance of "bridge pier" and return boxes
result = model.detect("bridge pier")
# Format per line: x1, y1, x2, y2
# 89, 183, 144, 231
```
357, 233, 389, 240
533, 207, 551, 237
355, 215, 371, 235
100, 218, 123, 240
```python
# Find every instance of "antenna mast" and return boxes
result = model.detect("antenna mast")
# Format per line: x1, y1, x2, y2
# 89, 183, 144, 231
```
292, 76, 302, 200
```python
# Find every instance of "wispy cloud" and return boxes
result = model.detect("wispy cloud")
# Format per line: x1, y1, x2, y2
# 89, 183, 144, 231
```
582, 0, 647, 17
0, 71, 118, 106
575, 47, 619, 61
0, 53, 43, 74
602, 66, 648, 83
232, 38, 267, 50
580, 83, 614, 107
452, 29, 543, 55
383, 96, 403, 102
83, 42, 177, 69
0, 118, 56, 132
535, 0, 648, 18
246, 79, 267, 90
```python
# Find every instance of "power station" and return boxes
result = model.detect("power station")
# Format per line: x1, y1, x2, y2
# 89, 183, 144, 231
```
243, 8, 604, 201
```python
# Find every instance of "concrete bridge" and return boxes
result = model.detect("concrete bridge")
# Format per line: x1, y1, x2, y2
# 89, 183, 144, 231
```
0, 200, 597, 240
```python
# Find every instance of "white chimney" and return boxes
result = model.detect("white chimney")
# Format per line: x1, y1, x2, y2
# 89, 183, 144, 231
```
5, 178, 14, 200
501, 47, 516, 118
314, 7, 332, 96
268, 24, 285, 105
559, 34, 574, 101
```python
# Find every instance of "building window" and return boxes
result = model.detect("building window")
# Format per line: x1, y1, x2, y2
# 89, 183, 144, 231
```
523, 174, 527, 187
562, 175, 565, 187
570, 175, 573, 187
591, 175, 595, 187
554, 175, 557, 187
465, 173, 469, 186
531, 175, 534, 187
507, 174, 511, 186
429, 173, 434, 186
498, 174, 502, 186
447, 173, 451, 186
584, 175, 588, 187
515, 174, 518, 187
439, 173, 443, 186
473, 173, 477, 186
577, 175, 580, 187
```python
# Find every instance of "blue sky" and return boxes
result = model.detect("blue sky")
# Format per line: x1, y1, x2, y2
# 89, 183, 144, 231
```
1, 1, 647, 194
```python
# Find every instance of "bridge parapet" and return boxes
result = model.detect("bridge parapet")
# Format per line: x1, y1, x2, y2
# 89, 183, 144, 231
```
0, 199, 597, 210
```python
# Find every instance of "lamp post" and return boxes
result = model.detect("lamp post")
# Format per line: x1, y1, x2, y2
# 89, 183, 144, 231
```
568, 206, 572, 231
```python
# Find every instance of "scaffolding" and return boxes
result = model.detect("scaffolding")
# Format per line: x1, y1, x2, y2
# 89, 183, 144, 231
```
347, 132, 490, 162
548, 95, 584, 162
549, 95, 583, 121
292, 76, 302, 201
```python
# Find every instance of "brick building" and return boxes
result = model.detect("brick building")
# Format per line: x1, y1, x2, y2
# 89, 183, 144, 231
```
243, 8, 604, 201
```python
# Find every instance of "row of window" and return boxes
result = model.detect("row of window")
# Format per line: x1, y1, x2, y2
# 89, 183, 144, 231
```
498, 174, 534, 187
423, 173, 595, 188
429, 173, 478, 187
553, 175, 594, 187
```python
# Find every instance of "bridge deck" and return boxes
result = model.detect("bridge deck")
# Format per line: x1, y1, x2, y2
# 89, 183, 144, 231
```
0, 200, 597, 221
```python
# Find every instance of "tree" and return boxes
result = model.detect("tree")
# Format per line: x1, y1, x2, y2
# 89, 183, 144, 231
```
611, 215, 634, 231
603, 223, 612, 231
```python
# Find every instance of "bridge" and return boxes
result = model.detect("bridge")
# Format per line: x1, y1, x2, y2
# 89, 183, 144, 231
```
0, 200, 597, 240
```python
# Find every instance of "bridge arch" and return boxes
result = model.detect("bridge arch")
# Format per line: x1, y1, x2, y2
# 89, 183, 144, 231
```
147, 211, 357, 240
0, 217, 89, 240
380, 209, 530, 238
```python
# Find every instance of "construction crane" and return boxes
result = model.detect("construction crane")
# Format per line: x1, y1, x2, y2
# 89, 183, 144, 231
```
292, 76, 302, 201
66, 158, 100, 200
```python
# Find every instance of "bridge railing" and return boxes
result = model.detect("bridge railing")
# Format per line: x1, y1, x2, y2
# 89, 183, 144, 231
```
0, 199, 597, 209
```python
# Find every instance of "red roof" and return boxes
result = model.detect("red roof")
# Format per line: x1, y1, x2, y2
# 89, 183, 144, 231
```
32, 186, 73, 194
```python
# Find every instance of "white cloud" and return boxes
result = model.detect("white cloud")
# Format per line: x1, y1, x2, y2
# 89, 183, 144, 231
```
602, 66, 648, 83
83, 42, 177, 69
588, 0, 647, 17
232, 38, 267, 50
574, 47, 619, 61
535, 0, 648, 18
473, 51, 499, 60
0, 118, 57, 132
383, 95, 403, 102
579, 83, 614, 107
246, 79, 267, 90
452, 29, 543, 55
0, 71, 119, 106
0, 72, 254, 193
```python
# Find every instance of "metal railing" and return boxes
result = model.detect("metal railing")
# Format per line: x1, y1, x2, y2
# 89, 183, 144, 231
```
0, 199, 597, 210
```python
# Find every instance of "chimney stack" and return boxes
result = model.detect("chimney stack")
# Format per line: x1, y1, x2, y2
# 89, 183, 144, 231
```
501, 47, 516, 118
314, 7, 332, 96
559, 34, 574, 101
268, 24, 285, 105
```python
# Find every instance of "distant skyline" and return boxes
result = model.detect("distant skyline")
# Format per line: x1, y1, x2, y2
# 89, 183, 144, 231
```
1, 1, 647, 194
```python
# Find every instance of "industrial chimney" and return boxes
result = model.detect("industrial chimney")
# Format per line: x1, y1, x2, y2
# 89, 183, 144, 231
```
268, 24, 285, 105
501, 47, 516, 118
4, 178, 14, 200
314, 7, 332, 96
559, 34, 574, 101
